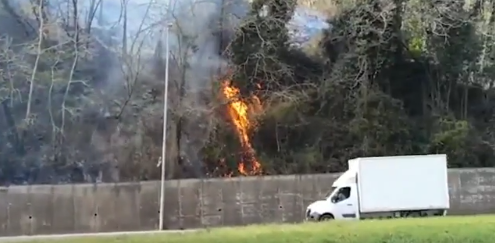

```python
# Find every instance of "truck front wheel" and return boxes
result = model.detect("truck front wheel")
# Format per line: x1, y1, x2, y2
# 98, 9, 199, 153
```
319, 213, 334, 221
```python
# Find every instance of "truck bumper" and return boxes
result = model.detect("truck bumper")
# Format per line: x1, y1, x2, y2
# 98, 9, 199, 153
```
305, 209, 320, 221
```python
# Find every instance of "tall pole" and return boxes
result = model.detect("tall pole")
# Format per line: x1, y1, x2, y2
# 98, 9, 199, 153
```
158, 23, 171, 231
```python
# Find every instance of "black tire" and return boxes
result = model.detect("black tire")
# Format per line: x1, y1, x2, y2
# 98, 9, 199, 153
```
405, 211, 422, 217
319, 214, 334, 221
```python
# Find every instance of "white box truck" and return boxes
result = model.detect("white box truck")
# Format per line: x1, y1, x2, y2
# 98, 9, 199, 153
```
305, 154, 449, 220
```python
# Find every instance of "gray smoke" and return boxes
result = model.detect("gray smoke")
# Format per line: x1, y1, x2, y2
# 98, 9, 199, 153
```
162, 0, 250, 177
0, 0, 329, 181
100, 0, 329, 177
78, 0, 251, 178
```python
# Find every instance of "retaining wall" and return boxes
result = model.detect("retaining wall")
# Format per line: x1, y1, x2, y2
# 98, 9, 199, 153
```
0, 168, 494, 236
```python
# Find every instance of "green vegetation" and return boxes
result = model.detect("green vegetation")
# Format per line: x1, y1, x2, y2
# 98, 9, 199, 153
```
32, 216, 495, 243
211, 0, 495, 175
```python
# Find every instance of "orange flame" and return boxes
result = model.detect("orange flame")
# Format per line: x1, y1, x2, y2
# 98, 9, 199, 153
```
221, 81, 262, 175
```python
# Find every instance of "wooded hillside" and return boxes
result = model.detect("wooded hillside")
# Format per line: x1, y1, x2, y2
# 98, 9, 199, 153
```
0, 0, 493, 183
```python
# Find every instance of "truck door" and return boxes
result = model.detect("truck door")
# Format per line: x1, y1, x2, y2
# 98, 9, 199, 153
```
332, 186, 357, 219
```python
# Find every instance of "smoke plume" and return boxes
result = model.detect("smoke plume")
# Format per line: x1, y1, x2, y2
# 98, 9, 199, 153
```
159, 0, 250, 177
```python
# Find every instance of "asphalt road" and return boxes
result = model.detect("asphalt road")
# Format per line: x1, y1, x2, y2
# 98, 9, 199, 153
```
0, 230, 199, 242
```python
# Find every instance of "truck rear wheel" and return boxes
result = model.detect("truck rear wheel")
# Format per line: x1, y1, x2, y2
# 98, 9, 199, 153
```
407, 211, 422, 217
319, 214, 334, 221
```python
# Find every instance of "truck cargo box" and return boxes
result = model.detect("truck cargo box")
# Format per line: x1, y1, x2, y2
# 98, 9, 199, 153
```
356, 154, 449, 213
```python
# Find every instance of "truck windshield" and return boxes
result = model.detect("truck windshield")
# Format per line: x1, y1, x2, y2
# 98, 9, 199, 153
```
325, 187, 338, 200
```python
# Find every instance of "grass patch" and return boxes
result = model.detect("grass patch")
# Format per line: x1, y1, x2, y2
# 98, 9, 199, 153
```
29, 215, 495, 243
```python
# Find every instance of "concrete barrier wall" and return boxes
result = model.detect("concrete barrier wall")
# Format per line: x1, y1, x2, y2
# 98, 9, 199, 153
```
0, 168, 495, 236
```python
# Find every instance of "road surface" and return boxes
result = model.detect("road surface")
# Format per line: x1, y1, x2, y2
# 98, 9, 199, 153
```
0, 230, 199, 242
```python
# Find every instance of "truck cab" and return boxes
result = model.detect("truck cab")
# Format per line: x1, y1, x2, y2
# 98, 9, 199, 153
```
306, 169, 359, 220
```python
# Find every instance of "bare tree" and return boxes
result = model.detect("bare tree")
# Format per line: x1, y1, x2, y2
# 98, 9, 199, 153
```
25, 0, 45, 120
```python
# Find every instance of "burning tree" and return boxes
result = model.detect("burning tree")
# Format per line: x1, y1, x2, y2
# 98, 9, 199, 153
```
221, 78, 262, 175
217, 0, 297, 175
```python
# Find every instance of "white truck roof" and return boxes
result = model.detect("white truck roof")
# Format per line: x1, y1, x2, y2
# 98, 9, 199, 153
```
356, 154, 449, 213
